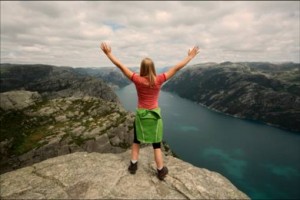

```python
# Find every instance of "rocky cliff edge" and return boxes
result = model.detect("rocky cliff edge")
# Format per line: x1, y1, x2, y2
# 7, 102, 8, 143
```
0, 146, 249, 199
0, 91, 135, 174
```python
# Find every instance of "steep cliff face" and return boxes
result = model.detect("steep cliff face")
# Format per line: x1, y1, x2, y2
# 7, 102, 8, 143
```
0, 91, 134, 174
162, 62, 300, 132
0, 146, 249, 199
0, 64, 118, 102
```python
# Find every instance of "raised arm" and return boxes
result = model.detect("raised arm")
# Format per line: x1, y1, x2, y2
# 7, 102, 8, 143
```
165, 46, 200, 80
100, 42, 133, 80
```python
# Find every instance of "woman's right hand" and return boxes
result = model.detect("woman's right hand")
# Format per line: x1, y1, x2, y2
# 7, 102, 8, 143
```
100, 42, 112, 55
188, 46, 200, 58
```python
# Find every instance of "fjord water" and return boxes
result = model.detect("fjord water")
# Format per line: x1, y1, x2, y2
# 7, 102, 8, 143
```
116, 84, 300, 199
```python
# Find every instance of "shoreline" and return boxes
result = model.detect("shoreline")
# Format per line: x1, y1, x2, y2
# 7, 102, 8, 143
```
163, 90, 300, 134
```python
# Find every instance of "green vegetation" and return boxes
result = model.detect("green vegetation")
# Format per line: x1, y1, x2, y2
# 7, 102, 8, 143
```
114, 116, 126, 127
0, 108, 55, 155
0, 67, 8, 74
82, 101, 95, 114
128, 124, 134, 131
0, 93, 132, 157
59, 133, 69, 143
70, 134, 94, 146
0, 109, 28, 155
273, 70, 300, 84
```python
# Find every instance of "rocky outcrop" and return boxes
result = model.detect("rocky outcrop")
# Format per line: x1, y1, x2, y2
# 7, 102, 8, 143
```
0, 146, 249, 199
0, 64, 118, 102
0, 91, 135, 174
162, 62, 300, 132
0, 91, 42, 111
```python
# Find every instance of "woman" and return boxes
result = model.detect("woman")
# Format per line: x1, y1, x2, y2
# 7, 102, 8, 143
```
100, 42, 200, 180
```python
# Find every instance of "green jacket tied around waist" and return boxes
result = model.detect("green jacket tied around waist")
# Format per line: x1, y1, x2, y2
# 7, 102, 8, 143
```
135, 108, 163, 143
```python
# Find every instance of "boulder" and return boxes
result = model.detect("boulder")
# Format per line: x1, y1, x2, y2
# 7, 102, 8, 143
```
0, 91, 41, 110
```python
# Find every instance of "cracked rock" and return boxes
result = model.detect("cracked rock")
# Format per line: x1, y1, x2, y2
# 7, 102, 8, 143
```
0, 146, 249, 199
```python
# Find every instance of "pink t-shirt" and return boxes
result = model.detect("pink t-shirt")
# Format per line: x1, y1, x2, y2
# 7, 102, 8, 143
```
131, 73, 167, 110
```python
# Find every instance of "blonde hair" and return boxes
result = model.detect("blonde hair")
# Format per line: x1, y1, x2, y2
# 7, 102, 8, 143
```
140, 57, 156, 87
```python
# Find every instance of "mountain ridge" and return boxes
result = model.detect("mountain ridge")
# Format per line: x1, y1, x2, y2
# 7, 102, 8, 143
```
162, 62, 300, 132
0, 63, 118, 102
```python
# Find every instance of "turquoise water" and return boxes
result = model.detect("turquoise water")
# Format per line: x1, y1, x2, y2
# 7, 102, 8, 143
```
116, 84, 300, 199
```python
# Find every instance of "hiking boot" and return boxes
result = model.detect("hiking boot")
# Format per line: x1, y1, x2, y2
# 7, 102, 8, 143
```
157, 166, 168, 180
128, 161, 138, 174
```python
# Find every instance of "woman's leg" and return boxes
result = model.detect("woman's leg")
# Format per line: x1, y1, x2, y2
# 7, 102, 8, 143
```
153, 143, 163, 169
131, 143, 140, 161
154, 148, 164, 169
128, 122, 140, 174
153, 143, 168, 180
131, 121, 140, 161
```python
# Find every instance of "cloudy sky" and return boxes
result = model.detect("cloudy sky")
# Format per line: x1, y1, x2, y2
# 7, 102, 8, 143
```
1, 1, 299, 68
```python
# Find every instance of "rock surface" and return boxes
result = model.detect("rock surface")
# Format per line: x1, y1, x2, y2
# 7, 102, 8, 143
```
0, 91, 42, 111
0, 146, 249, 199
0, 92, 135, 174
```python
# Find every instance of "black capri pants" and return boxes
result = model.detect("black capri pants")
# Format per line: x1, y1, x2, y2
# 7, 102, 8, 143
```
133, 122, 161, 149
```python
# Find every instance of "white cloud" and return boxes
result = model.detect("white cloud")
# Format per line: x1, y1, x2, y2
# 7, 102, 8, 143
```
1, 1, 299, 68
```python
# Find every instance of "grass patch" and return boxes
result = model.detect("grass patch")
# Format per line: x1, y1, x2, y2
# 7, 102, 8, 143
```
38, 140, 49, 147
70, 135, 94, 146
0, 108, 55, 155
128, 124, 134, 131
14, 125, 53, 155
59, 133, 69, 142
0, 109, 27, 142
82, 101, 95, 114
26, 98, 49, 112
0, 67, 9, 74
54, 121, 69, 130
82, 118, 94, 128
112, 115, 126, 128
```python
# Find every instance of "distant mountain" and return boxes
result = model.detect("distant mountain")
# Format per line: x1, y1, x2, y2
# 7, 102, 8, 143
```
162, 62, 300, 132
74, 66, 172, 89
156, 66, 172, 74
0, 63, 118, 102
74, 67, 139, 89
